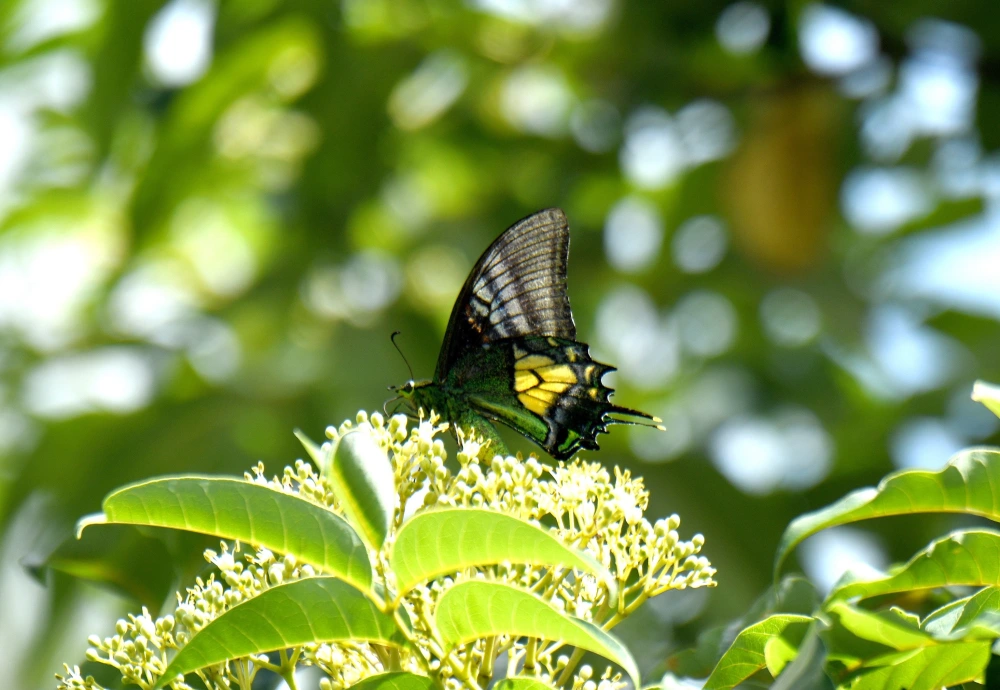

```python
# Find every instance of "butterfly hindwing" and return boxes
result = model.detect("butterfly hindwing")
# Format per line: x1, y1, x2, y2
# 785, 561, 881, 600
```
464, 336, 657, 460
434, 208, 576, 381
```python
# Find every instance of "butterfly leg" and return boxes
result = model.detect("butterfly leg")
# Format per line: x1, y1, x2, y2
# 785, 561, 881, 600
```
455, 409, 510, 460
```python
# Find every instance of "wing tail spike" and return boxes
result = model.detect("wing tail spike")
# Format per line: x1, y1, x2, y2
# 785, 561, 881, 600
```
607, 404, 666, 431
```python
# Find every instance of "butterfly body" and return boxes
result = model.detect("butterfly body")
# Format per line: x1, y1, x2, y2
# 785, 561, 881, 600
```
393, 208, 661, 460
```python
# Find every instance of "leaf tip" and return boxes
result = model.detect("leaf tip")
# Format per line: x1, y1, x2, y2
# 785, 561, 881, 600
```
294, 428, 328, 467
75, 512, 108, 539
972, 380, 1000, 420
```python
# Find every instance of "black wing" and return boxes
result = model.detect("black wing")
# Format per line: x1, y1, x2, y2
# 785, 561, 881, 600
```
435, 208, 576, 380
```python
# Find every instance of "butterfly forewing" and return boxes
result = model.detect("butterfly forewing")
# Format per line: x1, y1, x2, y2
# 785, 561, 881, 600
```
434, 208, 576, 380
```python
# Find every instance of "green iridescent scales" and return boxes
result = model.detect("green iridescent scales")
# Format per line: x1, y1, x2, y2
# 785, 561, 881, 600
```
392, 208, 661, 460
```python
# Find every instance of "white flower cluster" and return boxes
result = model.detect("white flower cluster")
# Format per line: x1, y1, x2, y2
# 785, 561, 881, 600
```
59, 411, 715, 690
57, 542, 317, 690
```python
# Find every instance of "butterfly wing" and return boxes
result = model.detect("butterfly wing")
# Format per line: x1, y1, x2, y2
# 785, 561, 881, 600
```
458, 337, 661, 460
434, 208, 576, 381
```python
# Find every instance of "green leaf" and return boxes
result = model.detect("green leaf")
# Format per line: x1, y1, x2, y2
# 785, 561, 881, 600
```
347, 672, 438, 690
775, 449, 1000, 577
950, 586, 1000, 638
155, 577, 404, 689
830, 530, 1000, 601
842, 641, 992, 690
826, 602, 931, 650
921, 597, 972, 637
665, 575, 819, 679
79, 476, 372, 591
667, 625, 730, 679
771, 626, 833, 690
28, 524, 176, 608
391, 508, 611, 597
494, 679, 557, 690
330, 429, 396, 552
703, 614, 812, 690
923, 588, 1000, 641
294, 428, 327, 469
972, 380, 1000, 420
434, 581, 639, 687
764, 633, 799, 676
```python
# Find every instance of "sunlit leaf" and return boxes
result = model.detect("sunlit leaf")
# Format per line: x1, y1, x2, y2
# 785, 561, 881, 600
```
330, 429, 396, 551
972, 380, 1000, 420
155, 577, 404, 689
921, 597, 972, 638
494, 679, 557, 690
950, 586, 1000, 637
294, 428, 327, 469
666, 575, 818, 679
825, 602, 930, 650
434, 581, 639, 687
770, 626, 832, 690
841, 641, 992, 690
764, 632, 799, 676
703, 614, 812, 690
830, 530, 1000, 601
79, 476, 372, 590
348, 672, 438, 690
390, 508, 611, 596
775, 450, 1000, 576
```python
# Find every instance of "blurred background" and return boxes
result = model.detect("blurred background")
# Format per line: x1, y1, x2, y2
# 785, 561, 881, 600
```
1, 0, 1000, 687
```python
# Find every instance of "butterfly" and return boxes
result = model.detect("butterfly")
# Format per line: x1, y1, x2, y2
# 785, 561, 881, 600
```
389, 208, 662, 460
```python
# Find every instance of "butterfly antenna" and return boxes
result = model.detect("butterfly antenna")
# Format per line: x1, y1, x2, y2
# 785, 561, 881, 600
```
390, 330, 415, 380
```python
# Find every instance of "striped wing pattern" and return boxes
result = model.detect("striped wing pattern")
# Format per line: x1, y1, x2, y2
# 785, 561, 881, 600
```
435, 208, 576, 380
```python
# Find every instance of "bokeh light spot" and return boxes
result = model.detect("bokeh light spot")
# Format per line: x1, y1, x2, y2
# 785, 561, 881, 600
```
841, 166, 932, 234
715, 2, 770, 55
500, 65, 573, 137
799, 4, 878, 76
674, 290, 738, 358
890, 417, 965, 470
22, 348, 157, 419
603, 197, 663, 273
570, 99, 620, 154
620, 107, 684, 190
389, 51, 468, 131
676, 100, 737, 165
800, 527, 888, 594
144, 0, 215, 87
671, 216, 727, 274
759, 288, 821, 347
596, 285, 678, 389
710, 407, 832, 494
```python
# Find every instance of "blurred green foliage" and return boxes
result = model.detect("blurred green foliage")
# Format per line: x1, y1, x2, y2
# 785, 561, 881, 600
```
1, 0, 1000, 688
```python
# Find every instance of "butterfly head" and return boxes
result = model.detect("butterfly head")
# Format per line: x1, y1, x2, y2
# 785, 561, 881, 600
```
385, 378, 438, 419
